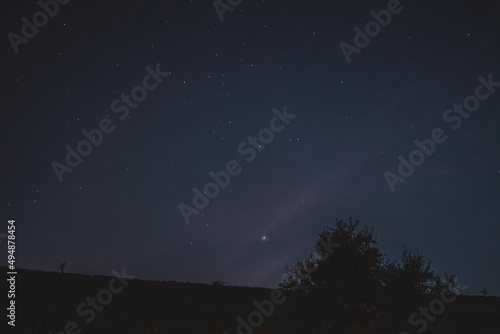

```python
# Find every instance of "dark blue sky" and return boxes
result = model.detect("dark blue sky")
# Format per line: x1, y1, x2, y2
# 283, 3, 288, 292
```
1, 0, 499, 296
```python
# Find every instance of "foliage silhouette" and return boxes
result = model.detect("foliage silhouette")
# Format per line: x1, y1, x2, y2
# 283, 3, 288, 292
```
280, 217, 447, 333
59, 262, 66, 274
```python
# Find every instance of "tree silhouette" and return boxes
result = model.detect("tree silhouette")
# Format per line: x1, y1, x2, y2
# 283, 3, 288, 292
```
480, 287, 488, 297
59, 262, 66, 274
280, 217, 445, 333
280, 218, 386, 332
381, 248, 442, 320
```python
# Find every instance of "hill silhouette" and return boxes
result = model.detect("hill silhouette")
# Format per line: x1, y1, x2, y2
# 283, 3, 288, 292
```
2, 266, 500, 334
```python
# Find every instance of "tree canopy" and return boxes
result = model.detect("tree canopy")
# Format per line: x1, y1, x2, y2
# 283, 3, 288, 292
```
279, 217, 451, 333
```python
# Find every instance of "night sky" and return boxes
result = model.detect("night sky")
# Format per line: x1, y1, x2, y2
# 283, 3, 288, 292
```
2, 0, 499, 296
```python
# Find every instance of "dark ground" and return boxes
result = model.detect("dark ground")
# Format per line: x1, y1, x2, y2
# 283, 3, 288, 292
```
2, 267, 499, 333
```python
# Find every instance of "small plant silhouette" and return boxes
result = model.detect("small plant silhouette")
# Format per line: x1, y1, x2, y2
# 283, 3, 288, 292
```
480, 287, 488, 297
59, 262, 66, 274
211, 280, 227, 287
